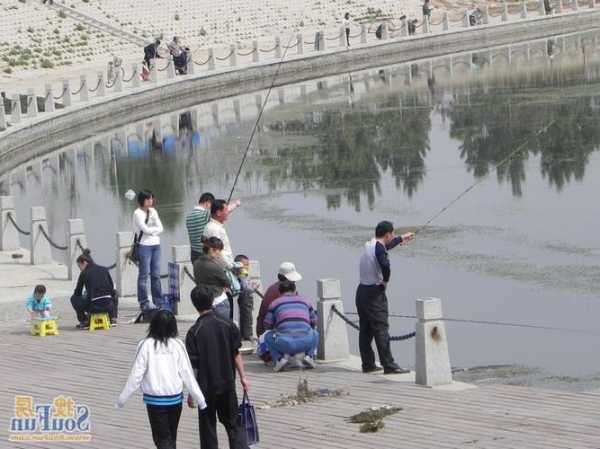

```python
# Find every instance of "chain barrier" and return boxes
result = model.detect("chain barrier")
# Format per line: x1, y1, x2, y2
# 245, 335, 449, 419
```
88, 77, 102, 93
157, 60, 172, 71
193, 55, 211, 66
105, 77, 117, 89
331, 305, 416, 341
349, 30, 363, 38
431, 18, 444, 25
183, 265, 195, 282
258, 44, 277, 53
75, 239, 117, 270
237, 48, 257, 57
325, 30, 343, 41
43, 91, 51, 102
71, 80, 86, 96
122, 68, 137, 83
7, 213, 31, 235
448, 14, 465, 23
39, 226, 68, 251
53, 87, 68, 101
215, 49, 234, 60
527, 2, 540, 10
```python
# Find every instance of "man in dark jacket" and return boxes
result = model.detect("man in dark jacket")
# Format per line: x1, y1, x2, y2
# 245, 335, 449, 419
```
193, 236, 232, 319
186, 285, 250, 449
143, 39, 162, 68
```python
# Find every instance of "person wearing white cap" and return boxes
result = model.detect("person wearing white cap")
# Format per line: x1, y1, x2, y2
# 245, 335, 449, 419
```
255, 262, 302, 339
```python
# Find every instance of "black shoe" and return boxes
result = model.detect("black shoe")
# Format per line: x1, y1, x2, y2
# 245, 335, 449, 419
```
362, 365, 384, 374
383, 367, 410, 375
76, 321, 89, 330
110, 319, 118, 327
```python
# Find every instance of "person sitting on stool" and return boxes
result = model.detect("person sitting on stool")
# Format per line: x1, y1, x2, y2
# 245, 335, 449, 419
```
71, 249, 118, 329
356, 221, 414, 374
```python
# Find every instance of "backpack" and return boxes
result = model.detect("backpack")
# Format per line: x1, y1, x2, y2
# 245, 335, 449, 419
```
375, 24, 383, 39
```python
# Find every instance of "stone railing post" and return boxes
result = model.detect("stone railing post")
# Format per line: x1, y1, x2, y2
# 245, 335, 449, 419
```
463, 9, 470, 26
116, 231, 136, 297
30, 207, 52, 265
573, 0, 579, 10
415, 298, 452, 387
62, 79, 72, 107
186, 56, 194, 76
167, 56, 176, 79
0, 196, 19, 250
79, 75, 89, 102
132, 63, 141, 87
361, 23, 368, 42
274, 36, 282, 58
319, 30, 326, 51
150, 61, 158, 83
27, 88, 38, 119
339, 25, 347, 47
44, 84, 54, 112
590, 0, 596, 8
538, 0, 546, 14
502, 1, 509, 20
442, 12, 449, 31
401, 18, 409, 36
249, 260, 262, 338
557, 0, 563, 12
423, 18, 430, 33
97, 72, 106, 97
521, 0, 528, 17
230, 44, 237, 67
11, 94, 21, 125
252, 40, 260, 62
0, 103, 6, 130
172, 245, 195, 316
208, 48, 215, 70
316, 279, 350, 361
482, 4, 490, 23
66, 218, 86, 281
382, 21, 389, 39
114, 67, 123, 92
296, 33, 304, 54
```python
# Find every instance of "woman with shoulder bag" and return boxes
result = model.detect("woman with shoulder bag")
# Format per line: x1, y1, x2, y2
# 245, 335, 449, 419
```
133, 190, 164, 312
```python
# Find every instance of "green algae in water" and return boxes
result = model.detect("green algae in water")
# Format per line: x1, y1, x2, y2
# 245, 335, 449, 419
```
349, 405, 402, 433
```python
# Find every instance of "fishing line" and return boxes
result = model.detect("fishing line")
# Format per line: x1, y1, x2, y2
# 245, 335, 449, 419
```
415, 119, 556, 235
227, 13, 309, 203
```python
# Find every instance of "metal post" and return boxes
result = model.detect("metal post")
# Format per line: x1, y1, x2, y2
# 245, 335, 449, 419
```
172, 245, 195, 316
116, 231, 136, 297
66, 218, 86, 281
0, 196, 19, 250
27, 88, 38, 119
316, 279, 350, 361
415, 298, 453, 387
30, 206, 52, 265
62, 80, 72, 107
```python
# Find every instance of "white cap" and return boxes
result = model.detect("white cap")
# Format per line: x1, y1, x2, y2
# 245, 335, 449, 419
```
278, 262, 302, 282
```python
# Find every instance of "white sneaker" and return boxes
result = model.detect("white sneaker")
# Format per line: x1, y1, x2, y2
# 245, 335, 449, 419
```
302, 355, 316, 369
273, 355, 290, 372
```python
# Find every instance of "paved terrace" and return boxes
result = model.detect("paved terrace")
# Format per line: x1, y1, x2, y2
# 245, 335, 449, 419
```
1, 253, 600, 448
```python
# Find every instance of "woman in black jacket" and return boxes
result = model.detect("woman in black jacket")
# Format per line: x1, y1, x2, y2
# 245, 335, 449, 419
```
70, 249, 118, 329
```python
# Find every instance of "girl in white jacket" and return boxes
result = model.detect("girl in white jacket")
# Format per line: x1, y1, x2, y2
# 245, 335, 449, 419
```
117, 310, 206, 449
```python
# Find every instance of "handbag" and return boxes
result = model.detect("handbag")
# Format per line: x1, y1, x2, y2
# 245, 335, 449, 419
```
127, 231, 143, 264
238, 391, 259, 446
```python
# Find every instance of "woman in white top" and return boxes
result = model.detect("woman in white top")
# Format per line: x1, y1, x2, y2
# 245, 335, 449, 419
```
117, 310, 207, 449
133, 190, 164, 311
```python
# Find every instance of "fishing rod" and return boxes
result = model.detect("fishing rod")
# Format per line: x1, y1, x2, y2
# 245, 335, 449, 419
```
414, 119, 556, 235
227, 15, 309, 203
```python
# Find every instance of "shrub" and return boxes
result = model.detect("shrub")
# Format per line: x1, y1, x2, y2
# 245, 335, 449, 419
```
53, 28, 60, 35
3, 67, 12, 74
58, 9, 67, 18
40, 59, 54, 68
174, 13, 180, 20
26, 27, 34, 33
75, 24, 85, 32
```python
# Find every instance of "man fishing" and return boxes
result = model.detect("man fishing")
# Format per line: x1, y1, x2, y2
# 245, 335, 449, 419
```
356, 220, 415, 374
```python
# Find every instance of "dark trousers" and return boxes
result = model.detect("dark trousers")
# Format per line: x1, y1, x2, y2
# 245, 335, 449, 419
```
345, 27, 350, 46
191, 250, 202, 264
198, 389, 248, 449
147, 403, 182, 449
237, 288, 254, 340
70, 294, 118, 324
355, 284, 397, 370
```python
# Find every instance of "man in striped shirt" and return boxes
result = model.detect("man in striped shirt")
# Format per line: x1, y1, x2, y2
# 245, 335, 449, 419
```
186, 192, 215, 263
263, 280, 319, 372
